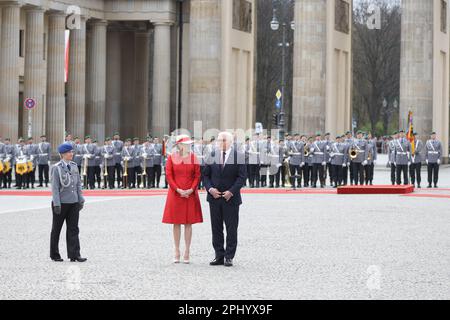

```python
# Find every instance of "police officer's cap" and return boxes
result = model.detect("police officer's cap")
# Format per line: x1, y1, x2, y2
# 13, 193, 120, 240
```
58, 143, 73, 154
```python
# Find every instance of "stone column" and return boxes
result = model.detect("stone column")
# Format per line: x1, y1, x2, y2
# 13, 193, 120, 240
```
0, 2, 20, 141
135, 29, 151, 138
46, 12, 66, 149
152, 21, 172, 138
86, 20, 107, 142
188, 0, 221, 133
24, 7, 45, 139
400, 0, 434, 140
67, 16, 87, 139
292, 0, 327, 135
105, 25, 122, 136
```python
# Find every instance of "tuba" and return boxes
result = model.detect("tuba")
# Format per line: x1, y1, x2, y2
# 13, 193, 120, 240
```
304, 145, 310, 157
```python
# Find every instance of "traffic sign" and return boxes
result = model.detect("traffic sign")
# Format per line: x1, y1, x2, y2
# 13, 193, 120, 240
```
276, 90, 282, 100
24, 98, 36, 110
275, 99, 282, 109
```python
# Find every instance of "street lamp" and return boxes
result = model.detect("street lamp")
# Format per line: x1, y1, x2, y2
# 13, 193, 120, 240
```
270, 0, 294, 140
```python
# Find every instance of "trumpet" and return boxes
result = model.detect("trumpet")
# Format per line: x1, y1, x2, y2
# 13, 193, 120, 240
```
142, 153, 148, 189
122, 157, 129, 189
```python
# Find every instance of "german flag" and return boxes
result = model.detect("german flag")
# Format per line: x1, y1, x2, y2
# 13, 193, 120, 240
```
406, 111, 415, 154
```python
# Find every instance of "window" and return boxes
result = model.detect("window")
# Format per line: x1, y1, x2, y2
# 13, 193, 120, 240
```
335, 0, 350, 34
441, 0, 447, 33
233, 0, 252, 33
19, 30, 24, 57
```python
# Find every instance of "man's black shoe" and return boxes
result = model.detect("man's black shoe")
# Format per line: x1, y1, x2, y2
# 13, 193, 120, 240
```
210, 258, 224, 266
70, 257, 87, 263
51, 257, 64, 262
224, 259, 233, 267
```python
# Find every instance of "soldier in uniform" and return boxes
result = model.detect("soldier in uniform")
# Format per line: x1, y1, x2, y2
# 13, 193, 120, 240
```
0, 139, 4, 189
425, 132, 442, 188
25, 137, 38, 189
50, 143, 86, 263
351, 131, 369, 186
323, 133, 333, 186
37, 135, 51, 187
259, 135, 272, 188
92, 140, 102, 189
364, 132, 377, 185
344, 131, 354, 185
388, 132, 398, 185
330, 135, 348, 188
132, 137, 143, 188
309, 133, 327, 188
121, 138, 134, 189
101, 137, 116, 189
14, 138, 28, 189
64, 133, 75, 147
248, 134, 261, 188
193, 138, 206, 189
288, 134, 303, 188
409, 132, 424, 188
81, 136, 97, 189
274, 139, 288, 188
73, 137, 83, 173
141, 137, 156, 188
394, 130, 411, 185
153, 137, 164, 188
112, 133, 124, 188
2, 138, 14, 188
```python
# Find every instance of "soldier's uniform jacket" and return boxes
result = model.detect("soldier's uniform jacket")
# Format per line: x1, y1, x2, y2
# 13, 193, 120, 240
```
3, 144, 15, 164
121, 145, 137, 167
425, 139, 442, 163
344, 138, 354, 164
260, 140, 272, 166
350, 139, 369, 164
410, 139, 424, 164
330, 142, 348, 166
94, 145, 102, 167
248, 140, 261, 165
51, 160, 85, 207
279, 144, 288, 164
366, 139, 378, 165
101, 145, 116, 167
193, 143, 206, 166
112, 139, 124, 165
141, 144, 156, 168
37, 142, 51, 165
14, 144, 28, 163
309, 140, 327, 164
25, 143, 39, 166
266, 140, 281, 167
324, 139, 332, 163
0, 142, 5, 161
243, 143, 250, 165
305, 143, 313, 165
153, 144, 163, 166
394, 138, 411, 165
288, 140, 303, 166
132, 145, 142, 168
73, 144, 83, 167
388, 140, 396, 164
82, 143, 98, 167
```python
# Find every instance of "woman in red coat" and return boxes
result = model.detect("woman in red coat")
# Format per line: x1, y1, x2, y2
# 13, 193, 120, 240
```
162, 135, 203, 264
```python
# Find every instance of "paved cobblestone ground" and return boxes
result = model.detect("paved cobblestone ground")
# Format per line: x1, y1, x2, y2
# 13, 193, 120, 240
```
0, 168, 449, 300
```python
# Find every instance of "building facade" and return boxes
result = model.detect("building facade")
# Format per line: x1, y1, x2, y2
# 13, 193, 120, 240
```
0, 0, 256, 147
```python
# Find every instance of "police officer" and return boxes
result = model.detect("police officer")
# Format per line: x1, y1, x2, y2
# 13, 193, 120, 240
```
394, 130, 411, 185
112, 133, 124, 188
50, 143, 86, 263
425, 132, 442, 188
309, 132, 327, 188
36, 135, 51, 187
409, 132, 424, 188
330, 135, 347, 188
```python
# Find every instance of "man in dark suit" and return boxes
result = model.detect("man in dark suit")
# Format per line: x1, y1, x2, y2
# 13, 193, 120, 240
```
203, 132, 247, 267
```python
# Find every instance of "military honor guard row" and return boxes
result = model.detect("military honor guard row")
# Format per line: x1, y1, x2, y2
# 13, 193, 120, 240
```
0, 130, 445, 190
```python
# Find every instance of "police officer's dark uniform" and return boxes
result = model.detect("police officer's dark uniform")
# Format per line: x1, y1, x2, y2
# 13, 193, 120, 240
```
50, 143, 87, 262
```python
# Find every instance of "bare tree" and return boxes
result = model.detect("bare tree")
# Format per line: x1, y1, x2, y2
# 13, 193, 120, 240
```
352, 0, 401, 135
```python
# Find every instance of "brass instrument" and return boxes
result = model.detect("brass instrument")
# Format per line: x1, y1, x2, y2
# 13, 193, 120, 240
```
2, 159, 11, 174
16, 159, 28, 176
0, 160, 3, 173
122, 157, 129, 189
283, 158, 292, 188
304, 146, 310, 157
368, 149, 372, 161
142, 152, 147, 189
349, 146, 358, 160
82, 155, 88, 188
103, 153, 108, 189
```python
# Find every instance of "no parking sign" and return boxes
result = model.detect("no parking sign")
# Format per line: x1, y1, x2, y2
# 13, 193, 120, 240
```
24, 98, 36, 110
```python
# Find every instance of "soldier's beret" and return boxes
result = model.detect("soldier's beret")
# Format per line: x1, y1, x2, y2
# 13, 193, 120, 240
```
5, 138, 10, 141
27, 137, 33, 140
413, 132, 418, 136
105, 137, 111, 141
126, 138, 132, 142
58, 143, 73, 154
356, 130, 362, 134
393, 131, 398, 135
431, 131, 436, 135
93, 139, 98, 143
315, 132, 322, 136
345, 131, 351, 135
113, 132, 120, 136
40, 135, 46, 138
85, 135, 91, 140
74, 136, 79, 140
325, 132, 331, 136
18, 137, 24, 142
399, 129, 405, 133
133, 137, 140, 141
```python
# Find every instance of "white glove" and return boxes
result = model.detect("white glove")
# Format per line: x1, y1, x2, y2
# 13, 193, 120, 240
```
437, 159, 441, 165
300, 162, 305, 167
48, 161, 51, 167
388, 161, 391, 166
362, 160, 368, 166
426, 160, 429, 165
394, 162, 397, 167
373, 160, 377, 165
322, 162, 326, 166
347, 163, 350, 167
342, 163, 347, 168
408, 162, 411, 166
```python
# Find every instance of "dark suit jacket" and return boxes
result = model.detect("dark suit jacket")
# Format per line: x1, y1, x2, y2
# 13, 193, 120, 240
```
203, 149, 247, 206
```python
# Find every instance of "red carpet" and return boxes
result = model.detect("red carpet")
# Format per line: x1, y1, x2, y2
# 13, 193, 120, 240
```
337, 185, 415, 195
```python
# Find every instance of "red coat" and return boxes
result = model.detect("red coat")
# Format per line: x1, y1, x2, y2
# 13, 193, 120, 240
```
162, 152, 203, 225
